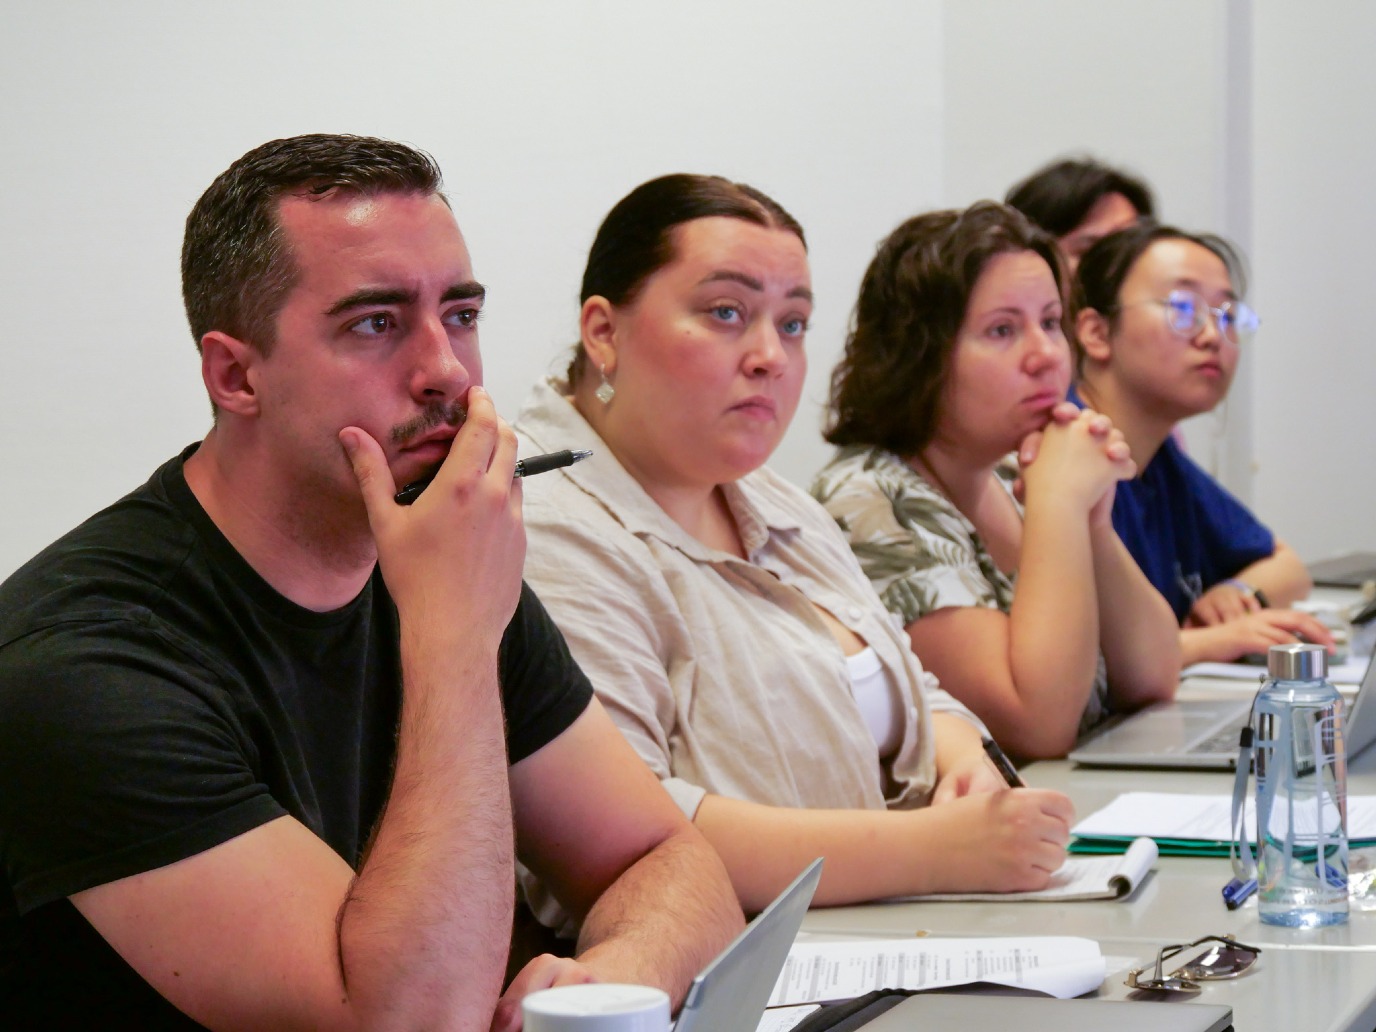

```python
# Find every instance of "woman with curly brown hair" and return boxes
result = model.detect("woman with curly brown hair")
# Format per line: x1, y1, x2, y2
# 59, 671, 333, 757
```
812, 202, 1179, 759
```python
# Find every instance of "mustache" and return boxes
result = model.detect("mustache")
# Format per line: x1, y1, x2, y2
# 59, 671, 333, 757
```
390, 401, 467, 445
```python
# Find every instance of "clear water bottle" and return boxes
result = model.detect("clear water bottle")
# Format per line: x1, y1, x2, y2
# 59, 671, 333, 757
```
1254, 642, 1349, 927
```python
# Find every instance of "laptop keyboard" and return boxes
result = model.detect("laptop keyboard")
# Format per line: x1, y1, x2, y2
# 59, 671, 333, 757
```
1193, 723, 1246, 755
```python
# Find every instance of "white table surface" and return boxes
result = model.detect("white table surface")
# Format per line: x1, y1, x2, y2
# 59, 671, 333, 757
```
796, 698, 1376, 1031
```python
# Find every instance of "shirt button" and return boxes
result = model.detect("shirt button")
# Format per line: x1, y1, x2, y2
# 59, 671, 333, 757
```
847, 606, 864, 621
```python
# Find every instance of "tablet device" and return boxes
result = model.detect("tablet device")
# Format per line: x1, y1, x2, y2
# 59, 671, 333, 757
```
860, 993, 1232, 1031
674, 857, 822, 1032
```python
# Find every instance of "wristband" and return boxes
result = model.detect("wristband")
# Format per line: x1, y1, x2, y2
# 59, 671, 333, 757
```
1224, 579, 1269, 608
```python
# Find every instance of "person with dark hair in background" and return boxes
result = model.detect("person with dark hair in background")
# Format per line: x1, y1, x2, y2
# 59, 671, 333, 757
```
0, 134, 742, 1031
1007, 156, 1155, 272
515, 175, 1076, 915
812, 202, 1179, 760
1072, 221, 1333, 665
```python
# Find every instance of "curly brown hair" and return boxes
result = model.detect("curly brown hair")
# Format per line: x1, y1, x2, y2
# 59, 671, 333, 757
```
824, 202, 1066, 456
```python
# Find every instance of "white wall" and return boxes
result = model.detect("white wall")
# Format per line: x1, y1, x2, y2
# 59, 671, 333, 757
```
941, 0, 1254, 495
942, 0, 1231, 229
1251, 3, 1376, 562
0, 0, 943, 579
2, 1, 1372, 579
941, 0, 1376, 563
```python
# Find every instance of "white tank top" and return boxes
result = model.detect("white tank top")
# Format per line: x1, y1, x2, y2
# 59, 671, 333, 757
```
845, 646, 903, 759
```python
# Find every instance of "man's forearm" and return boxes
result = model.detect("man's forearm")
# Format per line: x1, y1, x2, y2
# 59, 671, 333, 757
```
339, 635, 515, 1031
573, 827, 742, 1008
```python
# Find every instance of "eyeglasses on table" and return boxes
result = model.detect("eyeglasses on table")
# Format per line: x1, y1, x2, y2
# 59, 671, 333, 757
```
1125, 934, 1262, 994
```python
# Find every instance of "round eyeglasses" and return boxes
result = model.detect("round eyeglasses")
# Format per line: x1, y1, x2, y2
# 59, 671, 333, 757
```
1125, 288, 1260, 345
1125, 934, 1261, 994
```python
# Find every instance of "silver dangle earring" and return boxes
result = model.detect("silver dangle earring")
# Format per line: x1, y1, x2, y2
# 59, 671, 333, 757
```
595, 364, 615, 405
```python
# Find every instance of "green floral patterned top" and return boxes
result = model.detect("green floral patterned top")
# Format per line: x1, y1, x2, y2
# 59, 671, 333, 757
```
811, 444, 1109, 734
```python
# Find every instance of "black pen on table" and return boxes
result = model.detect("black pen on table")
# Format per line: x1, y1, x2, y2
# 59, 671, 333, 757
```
393, 448, 593, 505
981, 735, 1026, 788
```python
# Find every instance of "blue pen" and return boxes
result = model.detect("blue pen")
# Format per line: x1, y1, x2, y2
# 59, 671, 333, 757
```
1322, 861, 1348, 890
1222, 876, 1258, 910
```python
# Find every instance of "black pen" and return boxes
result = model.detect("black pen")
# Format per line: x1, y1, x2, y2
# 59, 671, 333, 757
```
393, 448, 593, 505
981, 735, 1026, 788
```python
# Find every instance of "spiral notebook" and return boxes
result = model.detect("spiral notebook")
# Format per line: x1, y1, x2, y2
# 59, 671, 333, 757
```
921, 837, 1157, 901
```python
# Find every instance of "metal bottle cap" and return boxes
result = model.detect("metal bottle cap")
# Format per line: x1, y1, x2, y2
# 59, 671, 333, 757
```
1267, 642, 1327, 680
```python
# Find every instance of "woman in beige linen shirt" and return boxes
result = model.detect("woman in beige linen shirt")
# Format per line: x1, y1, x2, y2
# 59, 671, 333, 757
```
514, 175, 1073, 911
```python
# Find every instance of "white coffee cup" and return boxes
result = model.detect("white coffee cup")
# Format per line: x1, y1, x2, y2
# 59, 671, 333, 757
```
521, 983, 671, 1031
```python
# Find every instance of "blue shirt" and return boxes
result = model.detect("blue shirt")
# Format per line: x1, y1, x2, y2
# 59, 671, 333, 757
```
1069, 386, 1275, 622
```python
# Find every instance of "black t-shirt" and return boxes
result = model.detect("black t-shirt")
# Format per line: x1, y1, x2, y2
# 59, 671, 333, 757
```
0, 447, 593, 1029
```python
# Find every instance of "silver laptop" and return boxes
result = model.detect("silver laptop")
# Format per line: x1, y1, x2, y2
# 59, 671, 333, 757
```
861, 993, 1231, 1032
1308, 550, 1376, 587
1069, 655, 1376, 770
674, 857, 822, 1032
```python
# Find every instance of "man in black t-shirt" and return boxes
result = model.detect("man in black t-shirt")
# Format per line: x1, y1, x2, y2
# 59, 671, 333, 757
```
0, 135, 742, 1031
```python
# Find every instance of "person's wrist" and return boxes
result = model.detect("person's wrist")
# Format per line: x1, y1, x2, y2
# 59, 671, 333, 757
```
1223, 578, 1269, 608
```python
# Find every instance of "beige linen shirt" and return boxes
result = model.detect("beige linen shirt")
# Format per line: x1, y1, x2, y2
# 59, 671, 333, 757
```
514, 377, 979, 823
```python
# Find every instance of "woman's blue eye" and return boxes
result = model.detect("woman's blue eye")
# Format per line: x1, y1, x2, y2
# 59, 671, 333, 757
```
712, 305, 741, 322
782, 317, 807, 336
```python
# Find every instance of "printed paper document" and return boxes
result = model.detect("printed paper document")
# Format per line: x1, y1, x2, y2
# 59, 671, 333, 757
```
1073, 792, 1376, 846
768, 936, 1105, 1006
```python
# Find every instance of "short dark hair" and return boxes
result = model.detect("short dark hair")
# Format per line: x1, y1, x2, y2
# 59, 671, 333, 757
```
182, 133, 445, 356
1073, 220, 1249, 371
824, 201, 1065, 456
1005, 157, 1155, 238
569, 173, 806, 386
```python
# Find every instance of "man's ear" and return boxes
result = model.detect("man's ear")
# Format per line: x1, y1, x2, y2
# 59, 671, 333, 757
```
199, 331, 261, 416
578, 296, 619, 377
1075, 308, 1113, 365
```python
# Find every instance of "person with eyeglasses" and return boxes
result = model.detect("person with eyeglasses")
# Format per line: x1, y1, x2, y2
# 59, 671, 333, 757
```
1069, 221, 1334, 664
